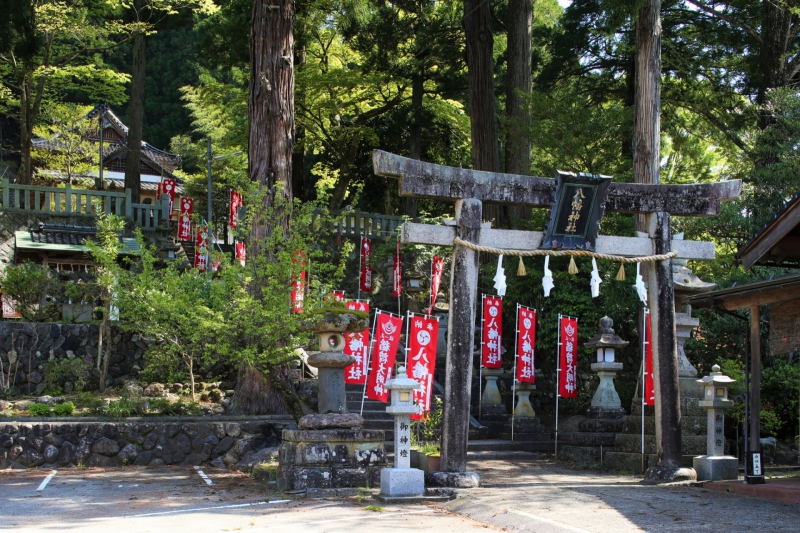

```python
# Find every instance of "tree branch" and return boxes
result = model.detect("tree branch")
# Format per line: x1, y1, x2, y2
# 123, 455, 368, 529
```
684, 0, 763, 46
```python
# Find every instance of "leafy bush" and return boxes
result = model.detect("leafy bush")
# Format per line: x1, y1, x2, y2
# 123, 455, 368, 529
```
147, 398, 203, 416
43, 358, 91, 395
28, 403, 51, 417
106, 398, 146, 418
0, 262, 61, 321
53, 402, 75, 417
140, 349, 187, 385
73, 392, 106, 414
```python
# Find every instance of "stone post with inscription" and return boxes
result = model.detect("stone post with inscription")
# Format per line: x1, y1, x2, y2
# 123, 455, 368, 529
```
379, 367, 425, 498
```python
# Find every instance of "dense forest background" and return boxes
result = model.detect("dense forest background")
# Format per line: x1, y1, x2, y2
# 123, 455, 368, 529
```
0, 0, 798, 440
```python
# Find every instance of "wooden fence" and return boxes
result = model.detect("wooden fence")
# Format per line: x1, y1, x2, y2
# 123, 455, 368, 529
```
0, 179, 169, 231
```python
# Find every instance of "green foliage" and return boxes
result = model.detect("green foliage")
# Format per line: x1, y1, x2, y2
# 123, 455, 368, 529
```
28, 403, 51, 417
31, 103, 98, 184
73, 392, 107, 414
106, 397, 147, 418
147, 397, 202, 416
0, 262, 60, 321
412, 396, 442, 451
43, 358, 91, 395
140, 350, 188, 385
53, 401, 75, 417
718, 359, 799, 440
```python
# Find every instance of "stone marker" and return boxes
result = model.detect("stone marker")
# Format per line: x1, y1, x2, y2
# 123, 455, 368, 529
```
693, 364, 738, 481
379, 367, 425, 498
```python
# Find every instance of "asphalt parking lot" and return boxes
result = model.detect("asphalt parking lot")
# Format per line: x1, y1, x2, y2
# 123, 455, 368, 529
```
0, 466, 495, 533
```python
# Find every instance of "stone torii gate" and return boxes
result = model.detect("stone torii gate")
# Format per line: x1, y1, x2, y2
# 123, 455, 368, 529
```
372, 150, 741, 486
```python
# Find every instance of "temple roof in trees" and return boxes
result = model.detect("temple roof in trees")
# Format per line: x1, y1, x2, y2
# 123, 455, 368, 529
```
737, 193, 800, 269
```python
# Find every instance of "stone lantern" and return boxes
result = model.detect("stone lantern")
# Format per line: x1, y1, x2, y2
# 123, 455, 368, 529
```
693, 364, 738, 481
584, 317, 628, 409
307, 310, 368, 414
379, 366, 424, 498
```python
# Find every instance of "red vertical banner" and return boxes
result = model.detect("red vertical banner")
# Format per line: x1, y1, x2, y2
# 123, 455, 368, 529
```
161, 178, 176, 215
644, 310, 655, 406
481, 296, 503, 368
366, 312, 403, 402
408, 314, 439, 420
515, 306, 536, 383
344, 301, 370, 385
235, 241, 246, 267
177, 197, 193, 241
558, 316, 579, 398
428, 256, 444, 315
230, 190, 243, 228
359, 237, 372, 292
194, 226, 209, 272
291, 251, 306, 313
392, 240, 402, 298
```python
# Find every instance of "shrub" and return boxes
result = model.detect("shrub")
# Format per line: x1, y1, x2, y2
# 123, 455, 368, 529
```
43, 358, 91, 395
140, 349, 187, 385
53, 402, 75, 417
106, 398, 146, 418
147, 398, 203, 416
28, 403, 51, 417
73, 392, 106, 414
0, 262, 61, 321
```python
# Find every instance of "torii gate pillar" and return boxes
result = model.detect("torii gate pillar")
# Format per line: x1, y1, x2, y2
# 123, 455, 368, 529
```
434, 199, 482, 486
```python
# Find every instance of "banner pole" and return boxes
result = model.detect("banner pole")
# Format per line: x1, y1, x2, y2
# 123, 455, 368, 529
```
397, 235, 402, 315
479, 294, 486, 420
361, 310, 379, 416
641, 307, 647, 473
404, 311, 412, 368
512, 304, 521, 441
555, 314, 562, 457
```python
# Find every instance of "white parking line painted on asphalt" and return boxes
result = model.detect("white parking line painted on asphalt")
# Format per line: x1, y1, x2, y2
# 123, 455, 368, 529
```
280, 509, 434, 528
507, 508, 593, 533
193, 465, 213, 485
36, 471, 57, 492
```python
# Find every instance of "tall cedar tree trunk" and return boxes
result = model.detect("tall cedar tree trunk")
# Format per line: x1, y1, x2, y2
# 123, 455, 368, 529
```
634, 0, 683, 475
503, 0, 533, 228
292, 36, 307, 201
230, 0, 296, 416
125, 10, 146, 204
464, 0, 501, 226
405, 73, 424, 218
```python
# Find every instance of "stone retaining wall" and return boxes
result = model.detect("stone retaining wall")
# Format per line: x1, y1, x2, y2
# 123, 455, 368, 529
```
0, 416, 294, 470
0, 322, 151, 394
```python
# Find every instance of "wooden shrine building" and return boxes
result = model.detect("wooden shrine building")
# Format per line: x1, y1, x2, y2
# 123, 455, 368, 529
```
688, 193, 800, 483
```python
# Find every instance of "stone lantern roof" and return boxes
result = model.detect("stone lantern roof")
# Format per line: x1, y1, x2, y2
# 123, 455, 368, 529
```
697, 364, 736, 385
584, 316, 629, 350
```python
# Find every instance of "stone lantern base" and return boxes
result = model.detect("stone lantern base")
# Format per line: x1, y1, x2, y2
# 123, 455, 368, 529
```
693, 455, 738, 481
379, 467, 425, 497
277, 415, 386, 490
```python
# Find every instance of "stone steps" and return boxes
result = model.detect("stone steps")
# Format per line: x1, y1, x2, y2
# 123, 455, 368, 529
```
619, 414, 706, 435
603, 452, 700, 473
612, 433, 707, 455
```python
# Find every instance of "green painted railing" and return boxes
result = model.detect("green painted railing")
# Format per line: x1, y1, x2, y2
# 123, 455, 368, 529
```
0, 179, 169, 231
335, 210, 404, 239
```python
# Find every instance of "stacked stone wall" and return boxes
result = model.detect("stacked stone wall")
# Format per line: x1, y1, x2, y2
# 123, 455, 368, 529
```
0, 416, 293, 469
0, 322, 151, 393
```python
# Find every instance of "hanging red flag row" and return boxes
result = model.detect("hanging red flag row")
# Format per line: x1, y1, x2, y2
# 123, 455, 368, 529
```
644, 309, 655, 406
515, 305, 536, 384
359, 237, 372, 293
558, 315, 579, 399
407, 313, 439, 420
481, 295, 503, 369
344, 300, 370, 385
428, 256, 444, 315
365, 311, 402, 402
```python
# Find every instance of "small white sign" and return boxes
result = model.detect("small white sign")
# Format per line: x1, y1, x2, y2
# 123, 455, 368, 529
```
752, 452, 762, 476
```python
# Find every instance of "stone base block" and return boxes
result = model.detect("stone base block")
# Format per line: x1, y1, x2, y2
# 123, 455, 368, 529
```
425, 471, 480, 488
693, 455, 738, 482
379, 467, 425, 497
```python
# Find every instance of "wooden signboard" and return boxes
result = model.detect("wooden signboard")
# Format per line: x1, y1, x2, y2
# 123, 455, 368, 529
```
541, 171, 612, 251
